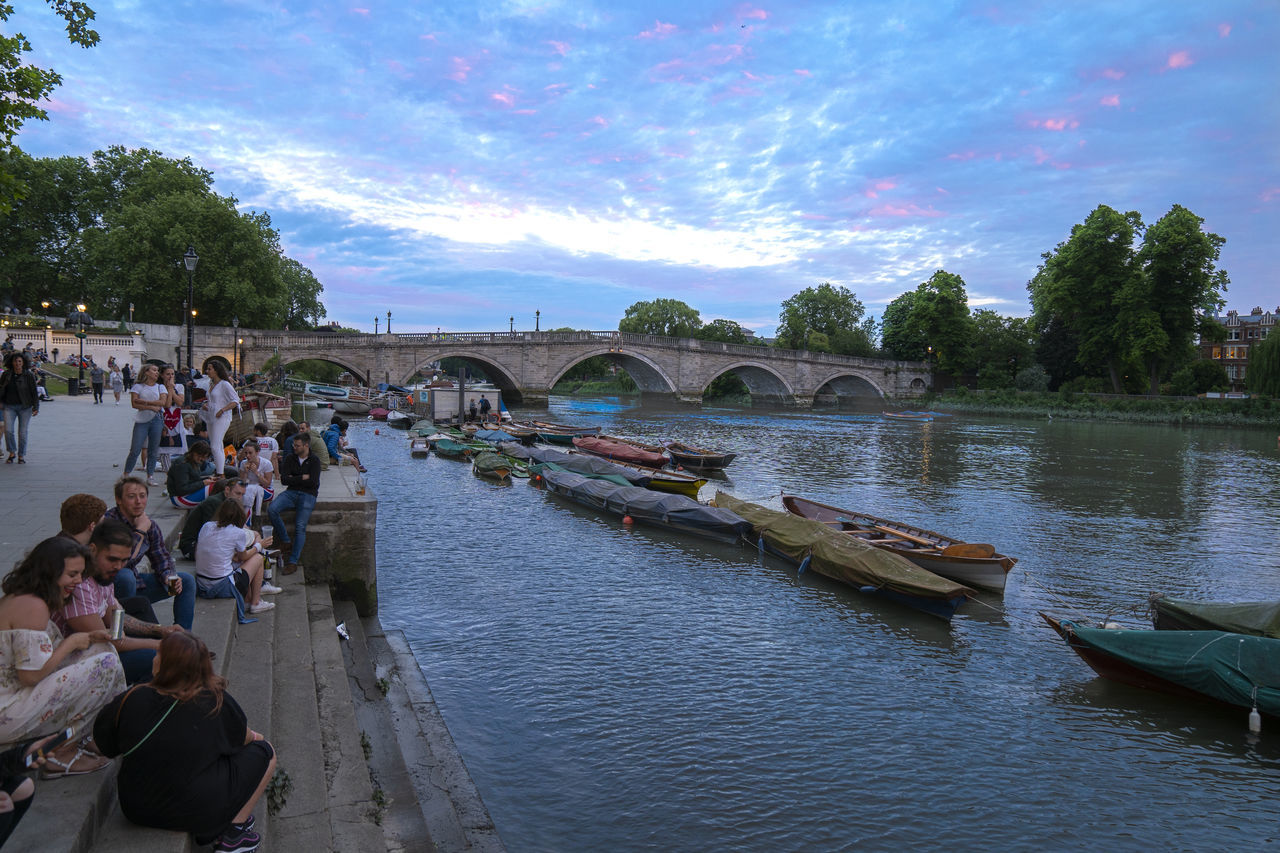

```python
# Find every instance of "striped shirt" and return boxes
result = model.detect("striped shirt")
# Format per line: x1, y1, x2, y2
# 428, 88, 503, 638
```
52, 578, 118, 635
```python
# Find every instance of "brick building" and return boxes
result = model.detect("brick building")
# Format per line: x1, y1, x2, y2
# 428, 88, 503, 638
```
1199, 306, 1277, 390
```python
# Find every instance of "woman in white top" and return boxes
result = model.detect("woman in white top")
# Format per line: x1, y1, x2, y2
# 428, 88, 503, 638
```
201, 363, 239, 475
124, 364, 165, 485
193, 499, 279, 614
238, 441, 275, 518
157, 365, 187, 461
109, 365, 125, 404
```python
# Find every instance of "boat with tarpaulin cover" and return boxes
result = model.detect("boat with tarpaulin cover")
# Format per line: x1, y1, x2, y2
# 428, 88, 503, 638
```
665, 441, 737, 472
1148, 595, 1280, 638
1042, 613, 1280, 717
715, 492, 972, 621
573, 435, 669, 467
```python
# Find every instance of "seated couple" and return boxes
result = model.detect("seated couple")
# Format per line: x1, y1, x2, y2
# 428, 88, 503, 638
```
194, 499, 281, 616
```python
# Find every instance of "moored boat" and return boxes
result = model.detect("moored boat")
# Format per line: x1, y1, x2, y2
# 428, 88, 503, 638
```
782, 495, 1015, 593
573, 435, 668, 468
665, 441, 737, 472
472, 450, 514, 482
369, 407, 390, 421
882, 410, 932, 421
716, 492, 972, 621
386, 410, 412, 429
570, 452, 706, 498
409, 436, 431, 458
1148, 595, 1280, 638
1042, 613, 1280, 718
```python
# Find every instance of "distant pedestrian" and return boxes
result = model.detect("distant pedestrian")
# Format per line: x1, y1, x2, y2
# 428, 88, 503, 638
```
124, 364, 165, 485
478, 394, 492, 423
201, 362, 240, 475
90, 364, 105, 403
110, 365, 124, 405
0, 352, 39, 463
122, 363, 132, 388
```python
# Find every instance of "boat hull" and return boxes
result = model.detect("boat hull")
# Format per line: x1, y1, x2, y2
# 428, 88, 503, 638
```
666, 441, 737, 472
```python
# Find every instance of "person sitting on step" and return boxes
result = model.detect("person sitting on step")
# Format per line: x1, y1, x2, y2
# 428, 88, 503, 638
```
177, 477, 247, 560
194, 498, 280, 615
105, 476, 196, 632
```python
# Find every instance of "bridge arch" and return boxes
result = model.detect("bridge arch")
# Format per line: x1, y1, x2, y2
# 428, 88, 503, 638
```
275, 354, 373, 386
811, 368, 888, 404
703, 361, 796, 406
547, 348, 678, 396
402, 350, 524, 403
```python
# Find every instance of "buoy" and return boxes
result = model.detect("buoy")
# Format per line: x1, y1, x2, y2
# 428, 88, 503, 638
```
1249, 706, 1262, 733
374, 429, 380, 435
622, 515, 634, 525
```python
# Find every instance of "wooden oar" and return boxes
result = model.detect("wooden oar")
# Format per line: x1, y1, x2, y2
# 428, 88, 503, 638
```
940, 543, 996, 558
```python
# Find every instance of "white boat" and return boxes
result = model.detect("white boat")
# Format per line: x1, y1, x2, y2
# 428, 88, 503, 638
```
285, 379, 372, 415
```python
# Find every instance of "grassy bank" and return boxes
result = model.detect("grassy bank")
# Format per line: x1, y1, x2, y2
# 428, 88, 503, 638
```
920, 387, 1279, 427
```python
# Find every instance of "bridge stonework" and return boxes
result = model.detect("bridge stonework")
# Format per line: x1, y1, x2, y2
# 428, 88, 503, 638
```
240, 330, 930, 407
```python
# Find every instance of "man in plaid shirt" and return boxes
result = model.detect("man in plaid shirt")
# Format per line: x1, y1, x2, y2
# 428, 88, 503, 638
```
105, 475, 196, 630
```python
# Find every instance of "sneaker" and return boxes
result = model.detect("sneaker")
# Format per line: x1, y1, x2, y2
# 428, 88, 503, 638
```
260, 583, 283, 595
248, 600, 275, 614
214, 822, 261, 853
283, 562, 299, 575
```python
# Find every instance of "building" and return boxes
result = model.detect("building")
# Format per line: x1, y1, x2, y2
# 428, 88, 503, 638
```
1199, 306, 1277, 390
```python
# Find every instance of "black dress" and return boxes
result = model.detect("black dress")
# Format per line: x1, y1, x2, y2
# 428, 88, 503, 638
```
93, 686, 274, 837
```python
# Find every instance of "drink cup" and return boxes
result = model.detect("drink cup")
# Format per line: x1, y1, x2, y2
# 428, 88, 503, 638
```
166, 575, 180, 596
110, 608, 124, 640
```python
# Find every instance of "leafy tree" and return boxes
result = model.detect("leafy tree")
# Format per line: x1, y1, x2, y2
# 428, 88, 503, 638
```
694, 318, 750, 344
880, 290, 925, 361
1014, 364, 1050, 392
968, 310, 1034, 387
906, 270, 974, 375
1168, 360, 1229, 396
1032, 311, 1084, 391
0, 1, 99, 213
776, 282, 872, 355
1246, 333, 1280, 397
618, 298, 701, 338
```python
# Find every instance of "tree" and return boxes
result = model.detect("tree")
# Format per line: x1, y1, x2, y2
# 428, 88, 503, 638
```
880, 290, 925, 361
906, 270, 974, 375
694, 318, 750, 344
0, 2, 99, 213
1168, 360, 1229, 396
618, 298, 701, 337
968, 310, 1034, 388
776, 282, 872, 355
1247, 333, 1280, 397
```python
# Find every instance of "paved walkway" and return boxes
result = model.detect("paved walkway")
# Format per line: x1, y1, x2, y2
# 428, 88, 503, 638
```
0, 391, 187, 556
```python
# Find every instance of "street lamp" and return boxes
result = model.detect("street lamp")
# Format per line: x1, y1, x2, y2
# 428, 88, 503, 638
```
237, 339, 243, 377
129, 302, 134, 323
386, 310, 391, 334
509, 316, 514, 333
41, 301, 49, 315
535, 309, 540, 332
183, 245, 198, 371
232, 315, 239, 376
67, 304, 93, 393
374, 316, 379, 335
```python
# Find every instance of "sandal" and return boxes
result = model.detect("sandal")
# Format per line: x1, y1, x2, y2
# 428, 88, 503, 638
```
5, 454, 12, 464
17, 457, 24, 464
39, 745, 111, 779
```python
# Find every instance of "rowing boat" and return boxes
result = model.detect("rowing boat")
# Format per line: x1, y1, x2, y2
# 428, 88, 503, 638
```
1042, 613, 1280, 718
782, 495, 1014, 593
472, 450, 514, 482
409, 436, 431, 458
573, 435, 669, 468
572, 452, 705, 498
1148, 595, 1280, 638
715, 492, 972, 621
665, 441, 736, 472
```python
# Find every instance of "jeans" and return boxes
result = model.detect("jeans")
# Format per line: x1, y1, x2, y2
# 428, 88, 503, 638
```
2, 405, 32, 457
125, 415, 163, 477
119, 648, 156, 684
268, 489, 316, 564
92, 382, 104, 403
113, 568, 196, 630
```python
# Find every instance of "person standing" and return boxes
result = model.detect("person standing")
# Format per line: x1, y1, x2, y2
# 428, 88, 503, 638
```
121, 363, 132, 388
202, 363, 239, 476
109, 365, 125, 405
268, 433, 320, 575
0, 352, 39, 464
89, 364, 105, 404
124, 364, 164, 485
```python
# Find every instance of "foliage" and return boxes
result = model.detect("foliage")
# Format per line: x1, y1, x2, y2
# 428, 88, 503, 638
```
921, 387, 1277, 427
1246, 332, 1280, 397
286, 359, 344, 383
967, 309, 1033, 386
776, 281, 874, 356
0, 147, 325, 327
0, 2, 99, 214
693, 318, 752, 344
1014, 364, 1050, 392
618, 298, 701, 338
880, 290, 925, 360
1168, 360, 1229, 396
704, 371, 749, 401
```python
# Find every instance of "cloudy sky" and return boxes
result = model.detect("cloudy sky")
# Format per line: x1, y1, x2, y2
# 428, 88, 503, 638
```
11, 0, 1278, 335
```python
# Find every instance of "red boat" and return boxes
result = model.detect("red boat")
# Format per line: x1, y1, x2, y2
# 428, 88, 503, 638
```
572, 435, 668, 468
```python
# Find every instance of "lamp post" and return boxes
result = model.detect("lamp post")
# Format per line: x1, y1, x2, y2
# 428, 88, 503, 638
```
535, 309, 540, 332
232, 315, 240, 376
374, 316, 379, 335
237, 338, 243, 377
386, 311, 391, 334
183, 246, 198, 370
509, 316, 514, 333
67, 304, 93, 393
129, 303, 134, 323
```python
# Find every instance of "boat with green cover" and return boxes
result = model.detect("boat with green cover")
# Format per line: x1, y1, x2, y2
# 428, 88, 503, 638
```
1148, 595, 1280, 638
472, 450, 516, 482
1043, 613, 1280, 718
715, 492, 972, 621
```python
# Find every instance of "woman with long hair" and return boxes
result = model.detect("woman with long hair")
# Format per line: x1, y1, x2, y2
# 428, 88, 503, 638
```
0, 352, 39, 464
157, 364, 187, 465
166, 440, 218, 508
124, 364, 165, 485
109, 364, 125, 405
93, 631, 276, 851
202, 362, 240, 476
0, 537, 124, 778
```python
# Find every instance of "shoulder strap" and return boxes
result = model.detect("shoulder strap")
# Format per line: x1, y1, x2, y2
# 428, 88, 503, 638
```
120, 695, 180, 759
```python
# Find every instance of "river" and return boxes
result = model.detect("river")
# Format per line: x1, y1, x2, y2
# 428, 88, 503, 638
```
355, 398, 1280, 852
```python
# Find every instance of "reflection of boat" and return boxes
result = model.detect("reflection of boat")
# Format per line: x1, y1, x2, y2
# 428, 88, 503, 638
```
1042, 613, 1280, 717
781, 495, 1015, 593
665, 441, 736, 472
716, 492, 972, 621
386, 410, 412, 430
540, 468, 752, 545
1149, 595, 1280, 638
882, 410, 932, 421
573, 435, 668, 467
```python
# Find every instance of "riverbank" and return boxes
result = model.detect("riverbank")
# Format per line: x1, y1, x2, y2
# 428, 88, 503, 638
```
4, 393, 502, 852
918, 386, 1279, 426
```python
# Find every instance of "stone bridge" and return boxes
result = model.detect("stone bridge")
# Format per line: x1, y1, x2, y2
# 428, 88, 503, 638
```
238, 330, 930, 408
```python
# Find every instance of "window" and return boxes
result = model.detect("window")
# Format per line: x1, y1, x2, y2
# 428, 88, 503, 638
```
1229, 330, 1240, 340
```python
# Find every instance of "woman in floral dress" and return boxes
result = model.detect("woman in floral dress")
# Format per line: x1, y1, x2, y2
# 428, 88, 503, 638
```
0, 537, 125, 777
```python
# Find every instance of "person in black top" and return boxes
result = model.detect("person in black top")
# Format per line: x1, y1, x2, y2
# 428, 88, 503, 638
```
267, 433, 320, 575
0, 352, 39, 463
93, 630, 275, 851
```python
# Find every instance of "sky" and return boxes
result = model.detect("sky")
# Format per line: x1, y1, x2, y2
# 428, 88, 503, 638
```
9, 0, 1279, 336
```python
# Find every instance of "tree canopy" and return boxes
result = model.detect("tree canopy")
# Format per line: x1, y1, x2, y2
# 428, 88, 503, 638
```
878, 270, 974, 373
0, 146, 325, 328
618, 298, 701, 337
1246, 332, 1280, 398
694, 318, 753, 344
0, 2, 99, 213
776, 282, 874, 356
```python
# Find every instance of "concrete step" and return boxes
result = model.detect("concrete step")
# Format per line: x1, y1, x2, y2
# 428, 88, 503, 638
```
333, 601, 433, 852
365, 627, 505, 853
267, 575, 383, 850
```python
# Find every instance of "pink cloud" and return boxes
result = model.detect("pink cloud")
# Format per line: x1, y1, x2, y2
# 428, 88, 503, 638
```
490, 92, 515, 107
514, 109, 536, 115
1166, 50, 1193, 70
1101, 68, 1125, 80
1030, 117, 1079, 131
294, 33, 313, 46
638, 21, 678, 39
869, 203, 944, 219
1218, 23, 1231, 38
739, 6, 768, 20
588, 115, 609, 128
1100, 94, 1120, 107
800, 213, 830, 220
863, 179, 897, 199
947, 150, 978, 161
1261, 188, 1279, 203
447, 57, 470, 82
545, 83, 568, 92
351, 7, 370, 16
794, 69, 811, 77
548, 40, 570, 56
936, 187, 949, 195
